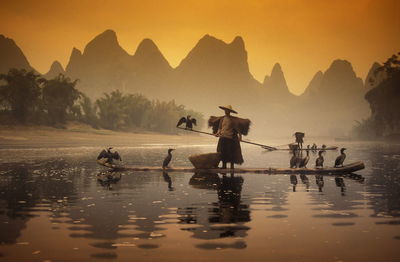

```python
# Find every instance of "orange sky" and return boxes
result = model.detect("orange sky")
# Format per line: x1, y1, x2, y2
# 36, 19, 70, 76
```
1, 0, 399, 94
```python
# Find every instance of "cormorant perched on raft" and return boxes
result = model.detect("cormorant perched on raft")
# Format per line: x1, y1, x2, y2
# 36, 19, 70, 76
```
334, 148, 347, 167
177, 115, 197, 130
315, 150, 324, 168
299, 149, 310, 168
162, 149, 175, 168
97, 147, 122, 163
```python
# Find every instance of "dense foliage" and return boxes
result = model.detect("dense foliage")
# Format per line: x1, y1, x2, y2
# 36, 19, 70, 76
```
0, 69, 204, 134
353, 53, 400, 139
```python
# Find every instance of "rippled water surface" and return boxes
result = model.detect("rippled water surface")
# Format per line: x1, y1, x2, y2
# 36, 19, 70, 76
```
0, 141, 400, 262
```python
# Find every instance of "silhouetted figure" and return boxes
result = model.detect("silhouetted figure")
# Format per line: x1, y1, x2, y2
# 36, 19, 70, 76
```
97, 147, 122, 163
162, 171, 174, 191
294, 132, 305, 150
299, 149, 310, 168
315, 175, 324, 192
290, 175, 298, 192
335, 177, 346, 195
162, 148, 175, 168
315, 150, 324, 168
300, 174, 310, 192
321, 144, 327, 150
334, 148, 347, 167
209, 105, 251, 170
290, 148, 300, 168
177, 115, 197, 130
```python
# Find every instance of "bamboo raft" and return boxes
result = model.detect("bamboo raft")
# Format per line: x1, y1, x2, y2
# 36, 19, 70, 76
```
97, 160, 365, 175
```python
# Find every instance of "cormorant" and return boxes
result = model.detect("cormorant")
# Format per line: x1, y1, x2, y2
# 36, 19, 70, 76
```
162, 148, 175, 168
311, 143, 317, 151
290, 149, 299, 168
315, 150, 324, 168
176, 115, 197, 130
299, 149, 310, 168
97, 147, 122, 163
334, 148, 346, 167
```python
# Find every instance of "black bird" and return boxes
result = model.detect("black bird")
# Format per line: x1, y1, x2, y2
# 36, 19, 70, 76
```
334, 148, 347, 167
299, 149, 310, 168
162, 148, 175, 168
177, 115, 197, 130
290, 149, 300, 168
97, 147, 122, 163
315, 150, 324, 168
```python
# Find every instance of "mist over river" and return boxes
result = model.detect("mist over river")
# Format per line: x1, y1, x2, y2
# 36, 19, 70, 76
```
0, 140, 399, 262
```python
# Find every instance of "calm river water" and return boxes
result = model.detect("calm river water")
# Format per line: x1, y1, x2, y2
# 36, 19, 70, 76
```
0, 140, 399, 262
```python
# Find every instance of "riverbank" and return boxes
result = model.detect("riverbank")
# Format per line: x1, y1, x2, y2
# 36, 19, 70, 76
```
0, 123, 214, 149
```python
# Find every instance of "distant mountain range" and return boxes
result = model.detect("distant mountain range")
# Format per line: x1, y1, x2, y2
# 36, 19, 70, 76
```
0, 30, 375, 137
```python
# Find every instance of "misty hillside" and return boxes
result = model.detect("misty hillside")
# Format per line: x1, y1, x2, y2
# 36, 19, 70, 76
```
0, 31, 371, 138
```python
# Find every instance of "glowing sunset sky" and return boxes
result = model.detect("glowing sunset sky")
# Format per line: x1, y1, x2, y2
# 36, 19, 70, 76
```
1, 0, 399, 94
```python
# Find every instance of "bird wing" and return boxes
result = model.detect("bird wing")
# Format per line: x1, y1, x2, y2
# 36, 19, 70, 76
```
191, 118, 197, 126
176, 117, 187, 127
97, 149, 108, 160
112, 151, 122, 161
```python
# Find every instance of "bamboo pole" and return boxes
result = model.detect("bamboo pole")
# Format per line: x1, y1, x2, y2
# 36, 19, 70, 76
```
177, 127, 277, 150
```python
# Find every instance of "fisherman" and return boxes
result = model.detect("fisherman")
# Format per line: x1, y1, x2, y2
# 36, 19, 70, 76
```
294, 132, 305, 150
208, 105, 251, 169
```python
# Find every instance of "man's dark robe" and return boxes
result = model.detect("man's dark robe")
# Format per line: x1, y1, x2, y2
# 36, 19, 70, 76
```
208, 116, 251, 165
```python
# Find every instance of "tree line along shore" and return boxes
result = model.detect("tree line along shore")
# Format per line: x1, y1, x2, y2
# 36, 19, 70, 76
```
0, 68, 204, 134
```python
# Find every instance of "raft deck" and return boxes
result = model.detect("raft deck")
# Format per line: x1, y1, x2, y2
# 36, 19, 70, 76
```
99, 161, 365, 175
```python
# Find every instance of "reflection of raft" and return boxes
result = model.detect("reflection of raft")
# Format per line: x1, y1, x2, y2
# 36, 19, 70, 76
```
98, 161, 365, 175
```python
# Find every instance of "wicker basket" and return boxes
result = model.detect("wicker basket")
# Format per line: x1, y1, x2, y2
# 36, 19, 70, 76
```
188, 152, 221, 169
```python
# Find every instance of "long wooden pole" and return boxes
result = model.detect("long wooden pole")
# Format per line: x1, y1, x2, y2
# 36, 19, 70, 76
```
177, 127, 277, 150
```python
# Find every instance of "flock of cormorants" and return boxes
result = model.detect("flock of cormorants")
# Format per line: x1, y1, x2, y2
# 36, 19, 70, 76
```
290, 145, 347, 168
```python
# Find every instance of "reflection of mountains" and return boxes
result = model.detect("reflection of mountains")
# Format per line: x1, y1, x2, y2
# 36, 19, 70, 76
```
178, 173, 250, 244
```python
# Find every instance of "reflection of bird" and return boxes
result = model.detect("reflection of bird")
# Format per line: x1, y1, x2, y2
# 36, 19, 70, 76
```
315, 175, 324, 192
162, 148, 175, 168
299, 150, 310, 168
163, 171, 173, 191
177, 115, 197, 130
300, 174, 310, 192
315, 150, 324, 168
97, 147, 122, 163
290, 175, 298, 192
335, 177, 346, 194
334, 148, 346, 167
290, 149, 299, 168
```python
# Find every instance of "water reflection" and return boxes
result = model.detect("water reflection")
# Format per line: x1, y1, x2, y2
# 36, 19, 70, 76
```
0, 143, 400, 260
162, 171, 174, 191
179, 173, 250, 248
97, 172, 122, 190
